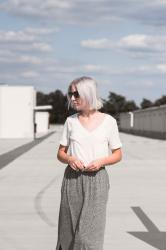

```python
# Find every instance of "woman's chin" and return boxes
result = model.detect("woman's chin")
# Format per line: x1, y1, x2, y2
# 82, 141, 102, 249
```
73, 104, 80, 110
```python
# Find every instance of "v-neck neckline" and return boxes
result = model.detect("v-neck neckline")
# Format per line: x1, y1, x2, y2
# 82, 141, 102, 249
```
76, 113, 107, 134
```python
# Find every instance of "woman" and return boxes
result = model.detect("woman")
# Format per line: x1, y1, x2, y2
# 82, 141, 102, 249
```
56, 76, 122, 250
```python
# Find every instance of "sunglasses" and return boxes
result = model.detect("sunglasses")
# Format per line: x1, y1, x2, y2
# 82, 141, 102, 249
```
68, 91, 80, 99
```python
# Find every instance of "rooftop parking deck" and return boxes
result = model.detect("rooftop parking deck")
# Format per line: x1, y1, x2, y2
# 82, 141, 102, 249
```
0, 126, 166, 250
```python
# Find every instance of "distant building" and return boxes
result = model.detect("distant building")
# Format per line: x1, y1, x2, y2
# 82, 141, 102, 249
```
0, 85, 36, 139
34, 106, 52, 134
0, 85, 53, 139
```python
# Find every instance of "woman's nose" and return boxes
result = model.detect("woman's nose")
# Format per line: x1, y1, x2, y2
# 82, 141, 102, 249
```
71, 95, 75, 101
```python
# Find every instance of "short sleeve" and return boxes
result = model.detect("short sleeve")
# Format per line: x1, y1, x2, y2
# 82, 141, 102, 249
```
59, 118, 70, 146
108, 118, 122, 150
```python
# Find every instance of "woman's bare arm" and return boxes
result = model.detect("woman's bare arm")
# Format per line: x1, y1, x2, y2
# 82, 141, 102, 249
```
86, 148, 122, 171
57, 145, 70, 164
100, 148, 122, 166
57, 145, 85, 171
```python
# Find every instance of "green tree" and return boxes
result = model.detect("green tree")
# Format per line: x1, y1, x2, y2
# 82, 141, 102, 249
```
48, 90, 67, 123
37, 91, 49, 105
102, 92, 138, 115
154, 95, 166, 106
140, 98, 153, 109
123, 100, 139, 111
37, 90, 67, 124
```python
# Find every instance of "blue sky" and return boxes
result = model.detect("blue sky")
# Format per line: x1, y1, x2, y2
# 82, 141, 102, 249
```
0, 0, 166, 106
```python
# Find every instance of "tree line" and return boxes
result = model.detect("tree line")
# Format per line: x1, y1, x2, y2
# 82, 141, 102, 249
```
37, 90, 166, 124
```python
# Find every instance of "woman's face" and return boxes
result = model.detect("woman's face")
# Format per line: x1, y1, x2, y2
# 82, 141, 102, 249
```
69, 84, 89, 111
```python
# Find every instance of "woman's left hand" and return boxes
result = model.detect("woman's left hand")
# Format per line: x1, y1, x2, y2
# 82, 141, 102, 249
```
85, 159, 103, 172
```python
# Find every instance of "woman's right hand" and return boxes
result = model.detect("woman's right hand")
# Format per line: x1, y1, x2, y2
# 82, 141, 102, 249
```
68, 156, 85, 171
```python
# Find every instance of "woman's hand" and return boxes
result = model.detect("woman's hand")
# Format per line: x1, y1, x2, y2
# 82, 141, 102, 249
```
57, 145, 85, 172
85, 159, 103, 172
85, 148, 122, 171
68, 156, 85, 172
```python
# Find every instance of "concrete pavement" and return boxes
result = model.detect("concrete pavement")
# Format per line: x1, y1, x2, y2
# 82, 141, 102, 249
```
0, 125, 166, 250
0, 132, 55, 170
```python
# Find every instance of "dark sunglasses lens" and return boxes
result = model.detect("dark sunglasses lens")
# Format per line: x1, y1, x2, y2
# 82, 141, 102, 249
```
74, 91, 79, 98
68, 91, 79, 98
68, 92, 72, 98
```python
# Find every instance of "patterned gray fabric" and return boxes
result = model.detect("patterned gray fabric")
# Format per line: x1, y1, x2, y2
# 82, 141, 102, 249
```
56, 165, 110, 250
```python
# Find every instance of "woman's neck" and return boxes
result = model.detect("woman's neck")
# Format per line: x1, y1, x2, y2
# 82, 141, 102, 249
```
79, 109, 98, 117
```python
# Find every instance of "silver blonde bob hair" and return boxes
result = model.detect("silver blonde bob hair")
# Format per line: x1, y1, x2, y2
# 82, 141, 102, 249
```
67, 76, 103, 110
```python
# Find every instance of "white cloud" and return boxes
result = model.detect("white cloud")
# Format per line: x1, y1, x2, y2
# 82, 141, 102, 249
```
44, 63, 159, 77
0, 0, 74, 20
45, 63, 113, 75
0, 53, 41, 64
0, 42, 52, 53
0, 30, 35, 42
83, 64, 105, 72
119, 34, 148, 49
81, 34, 166, 57
0, 27, 54, 59
18, 55, 42, 64
156, 64, 166, 73
126, 79, 155, 87
1, 0, 166, 27
0, 27, 57, 43
83, 63, 166, 76
154, 0, 166, 5
40, 0, 72, 9
50, 62, 166, 77
21, 70, 39, 78
32, 43, 52, 52
81, 38, 113, 49
119, 34, 166, 51
24, 27, 58, 35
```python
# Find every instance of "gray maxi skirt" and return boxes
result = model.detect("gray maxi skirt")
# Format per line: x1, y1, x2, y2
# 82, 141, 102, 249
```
56, 165, 110, 250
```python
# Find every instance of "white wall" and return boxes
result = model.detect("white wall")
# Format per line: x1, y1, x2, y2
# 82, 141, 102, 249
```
35, 112, 49, 133
0, 86, 35, 138
119, 105, 166, 133
119, 112, 131, 129
134, 107, 166, 132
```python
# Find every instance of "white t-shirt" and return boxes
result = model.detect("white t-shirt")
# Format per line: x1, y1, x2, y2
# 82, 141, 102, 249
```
59, 113, 122, 167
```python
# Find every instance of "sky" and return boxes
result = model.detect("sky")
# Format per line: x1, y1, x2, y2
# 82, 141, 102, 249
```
0, 0, 166, 106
